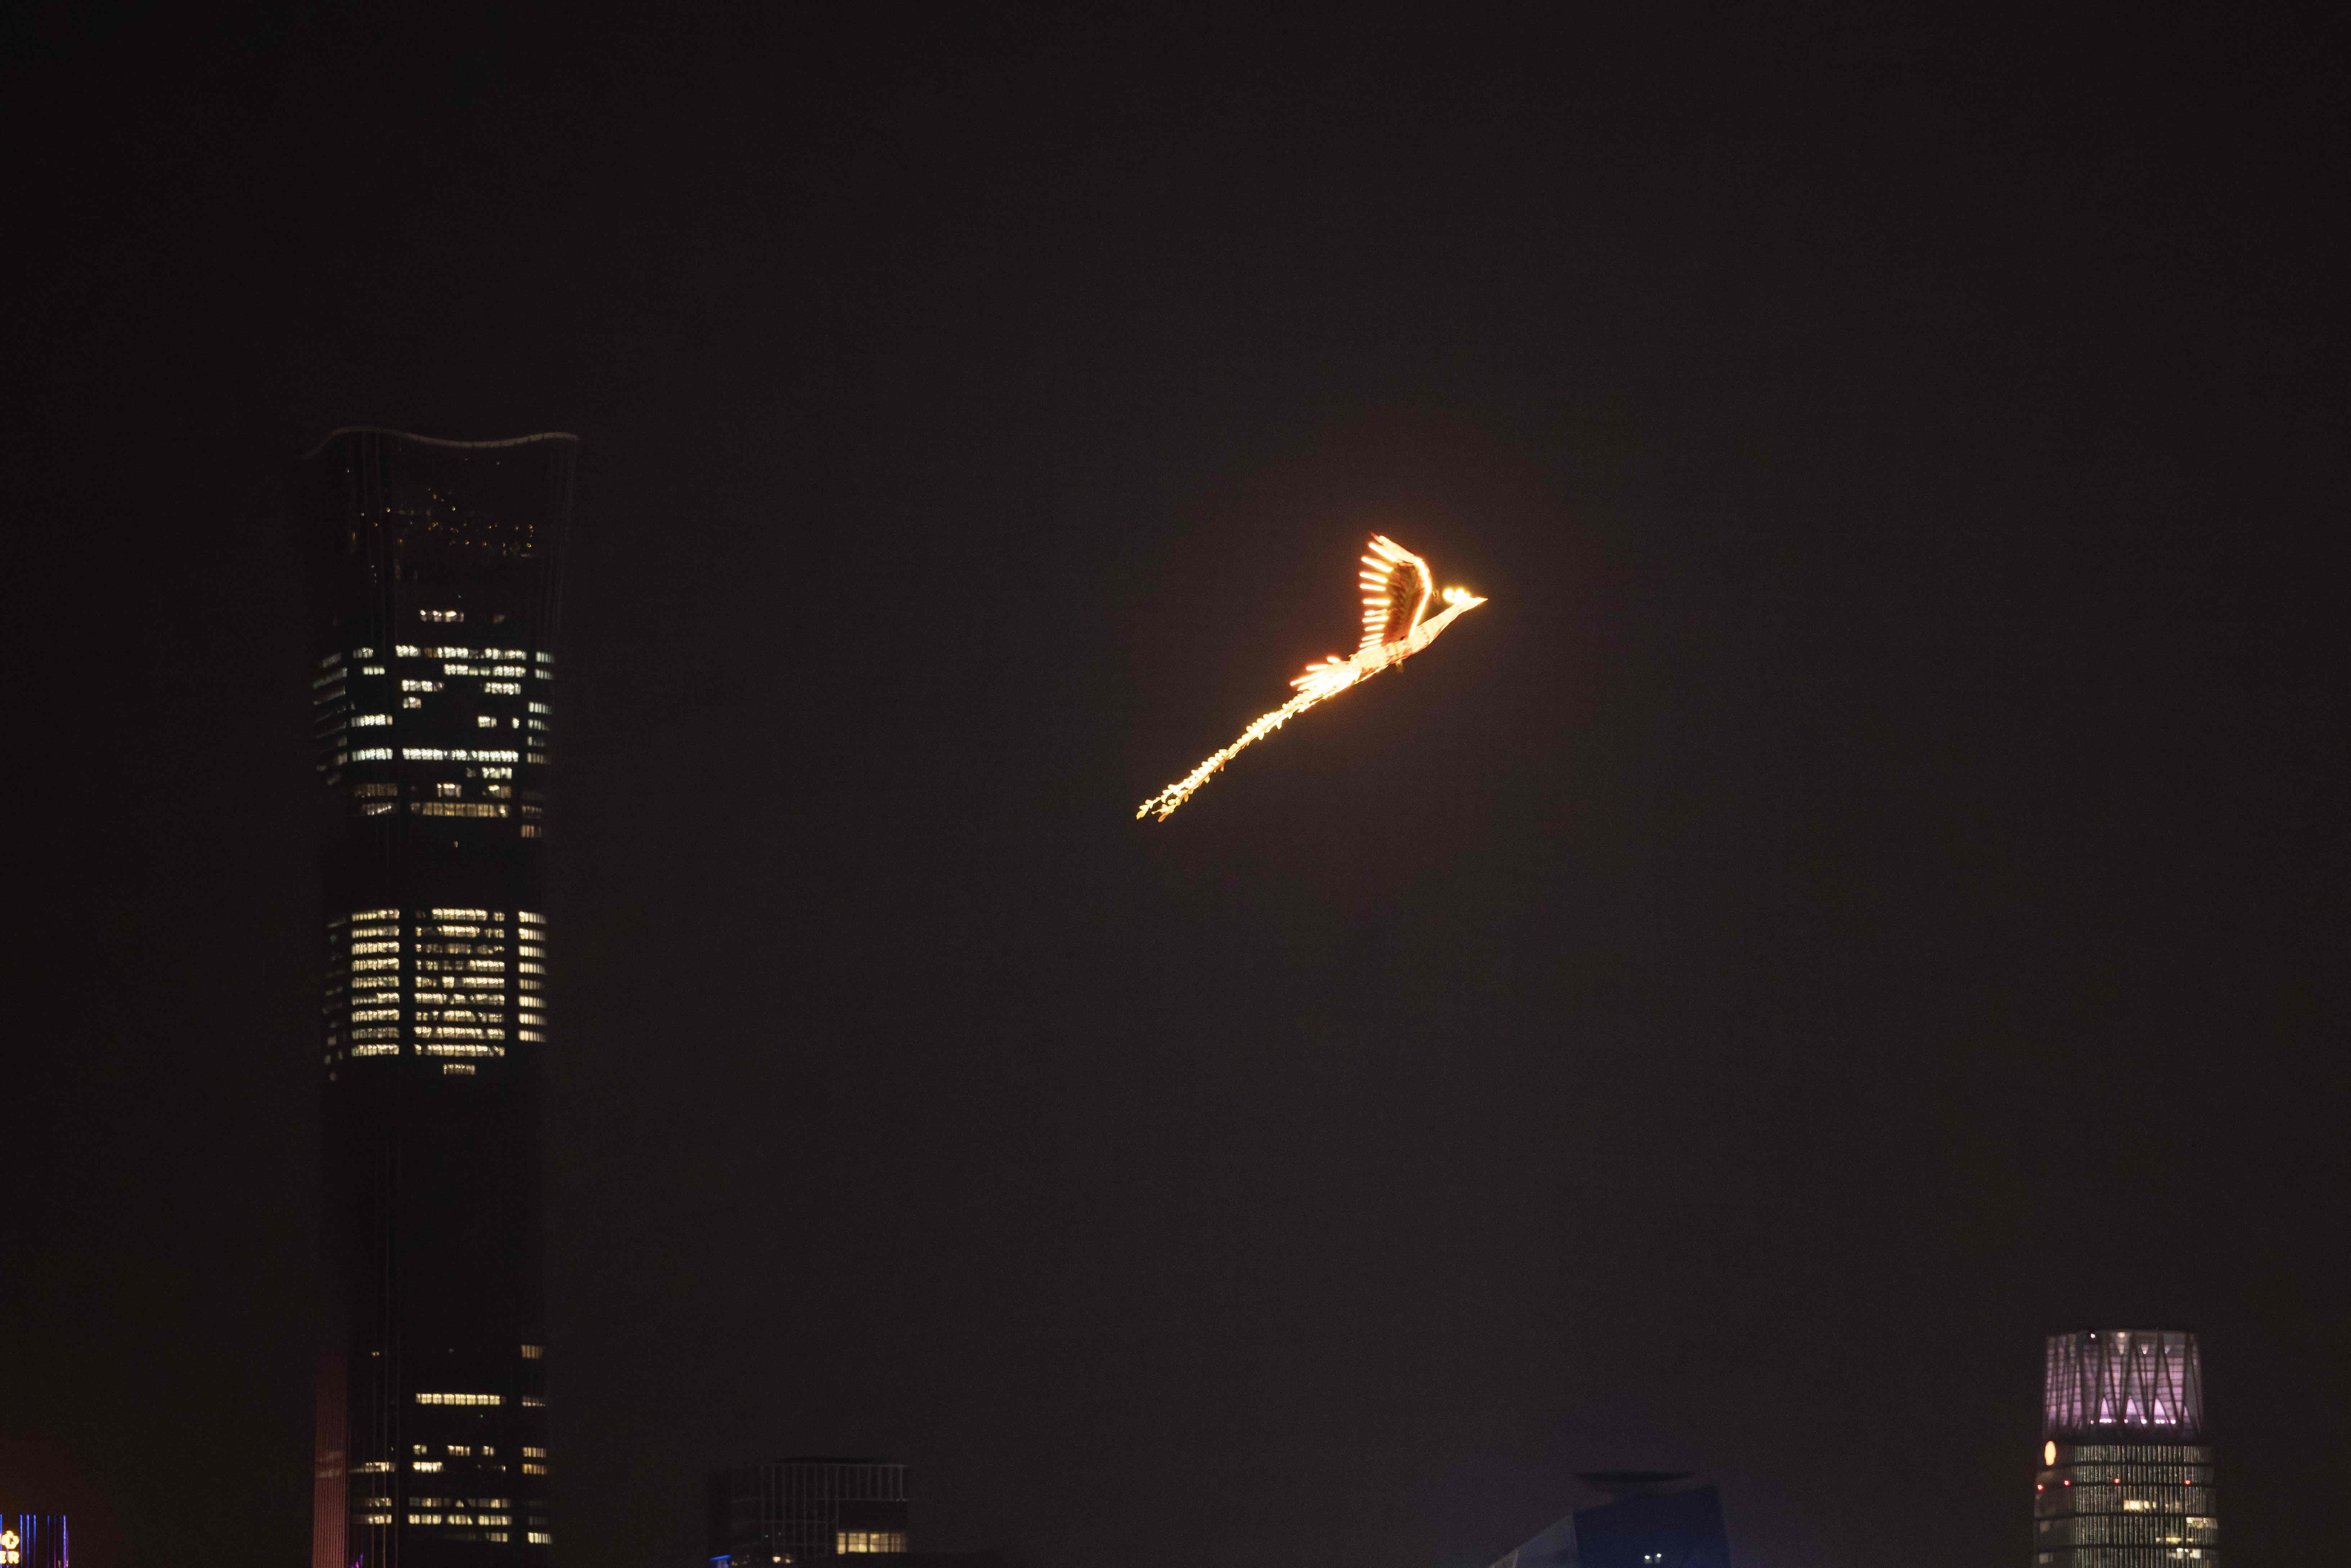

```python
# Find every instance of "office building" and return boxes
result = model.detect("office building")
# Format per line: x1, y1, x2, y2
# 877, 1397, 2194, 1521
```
709, 1460, 911, 1566
1484, 1473, 1731, 1568
2033, 1329, 2217, 1566
305, 428, 578, 1568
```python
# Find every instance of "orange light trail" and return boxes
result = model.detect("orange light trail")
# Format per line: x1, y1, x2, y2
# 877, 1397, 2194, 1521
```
1136, 533, 1486, 821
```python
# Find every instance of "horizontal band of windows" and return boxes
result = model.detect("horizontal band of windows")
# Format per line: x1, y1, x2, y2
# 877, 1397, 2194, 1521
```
420, 1025, 506, 1039
352, 714, 392, 727
530, 1532, 552, 1544
423, 1043, 505, 1058
351, 748, 393, 761
414, 802, 510, 818
521, 1395, 545, 1407
529, 702, 551, 714
485, 681, 521, 694
443, 1063, 477, 1075
417, 1393, 502, 1406
348, 1044, 397, 1057
351, 1028, 400, 1041
522, 1463, 548, 1475
351, 1008, 399, 1023
519, 1030, 548, 1042
519, 911, 547, 925
400, 748, 520, 762
352, 941, 401, 954
519, 962, 546, 974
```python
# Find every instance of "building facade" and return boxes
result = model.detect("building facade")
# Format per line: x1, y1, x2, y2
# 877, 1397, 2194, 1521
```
1482, 1474, 1731, 1568
306, 428, 577, 1568
709, 1461, 911, 1567
0, 1516, 69, 1568
2033, 1330, 2217, 1567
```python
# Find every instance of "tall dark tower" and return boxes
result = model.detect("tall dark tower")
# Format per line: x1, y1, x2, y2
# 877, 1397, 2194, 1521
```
2033, 1330, 2217, 1567
305, 429, 576, 1568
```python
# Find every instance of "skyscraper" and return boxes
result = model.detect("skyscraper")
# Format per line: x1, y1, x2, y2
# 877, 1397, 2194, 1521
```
306, 428, 577, 1568
2033, 1330, 2217, 1567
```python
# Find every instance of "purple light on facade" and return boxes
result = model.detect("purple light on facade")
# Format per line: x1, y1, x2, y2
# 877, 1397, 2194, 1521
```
2041, 1330, 2205, 1439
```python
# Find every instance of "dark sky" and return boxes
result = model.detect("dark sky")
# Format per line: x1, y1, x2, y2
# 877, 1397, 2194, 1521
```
4, 5, 2346, 1566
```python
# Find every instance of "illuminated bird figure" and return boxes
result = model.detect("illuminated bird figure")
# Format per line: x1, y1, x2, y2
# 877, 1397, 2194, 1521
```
1136, 533, 1486, 821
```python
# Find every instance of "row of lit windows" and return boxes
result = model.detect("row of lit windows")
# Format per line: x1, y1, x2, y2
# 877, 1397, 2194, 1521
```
838, 1533, 908, 1554
2045, 1464, 2213, 1487
2039, 1486, 2214, 1517
2038, 1515, 2218, 1545
417, 1393, 502, 1406
400, 747, 521, 763
2056, 1445, 2213, 1465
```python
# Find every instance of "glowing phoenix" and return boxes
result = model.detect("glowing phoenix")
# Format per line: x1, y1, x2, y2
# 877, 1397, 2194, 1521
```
1136, 534, 1486, 821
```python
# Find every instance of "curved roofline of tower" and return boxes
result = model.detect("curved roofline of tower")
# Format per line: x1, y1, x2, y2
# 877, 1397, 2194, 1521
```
301, 426, 580, 460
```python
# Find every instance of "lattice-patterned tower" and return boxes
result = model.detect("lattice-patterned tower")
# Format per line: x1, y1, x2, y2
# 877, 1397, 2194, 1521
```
2032, 1330, 2216, 1567
305, 429, 575, 1568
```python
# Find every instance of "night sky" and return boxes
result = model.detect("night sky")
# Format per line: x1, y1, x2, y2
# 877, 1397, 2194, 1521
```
4, 6, 2347, 1567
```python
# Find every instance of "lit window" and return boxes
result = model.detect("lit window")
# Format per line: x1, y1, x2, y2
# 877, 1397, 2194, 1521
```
519, 1030, 547, 1042
355, 1461, 394, 1474
412, 1462, 443, 1473
416, 1393, 503, 1406
403, 679, 444, 693
529, 1533, 552, 1545
402, 697, 423, 709
529, 702, 551, 714
481, 765, 513, 779
361, 665, 386, 675
396, 644, 421, 657
477, 714, 499, 728
318, 653, 343, 669
520, 1344, 544, 1360
522, 1463, 547, 1475
522, 1447, 546, 1459
448, 1446, 472, 1457
351, 713, 392, 727
520, 1395, 545, 1407
484, 681, 521, 695
443, 1062, 477, 1076
534, 652, 553, 664
421, 610, 465, 624
351, 747, 393, 761
519, 911, 546, 926
837, 1533, 907, 1554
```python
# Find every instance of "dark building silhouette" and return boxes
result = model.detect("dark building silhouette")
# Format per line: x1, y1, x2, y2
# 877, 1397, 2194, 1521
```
305, 429, 578, 1568
2033, 1330, 2217, 1567
0, 1515, 69, 1568
709, 1461, 910, 1566
1482, 1473, 1731, 1568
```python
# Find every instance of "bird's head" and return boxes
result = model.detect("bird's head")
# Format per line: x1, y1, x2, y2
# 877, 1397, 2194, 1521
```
1441, 586, 1486, 610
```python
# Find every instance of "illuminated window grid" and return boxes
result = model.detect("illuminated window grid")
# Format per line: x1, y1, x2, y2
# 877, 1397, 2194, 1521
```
323, 910, 546, 1068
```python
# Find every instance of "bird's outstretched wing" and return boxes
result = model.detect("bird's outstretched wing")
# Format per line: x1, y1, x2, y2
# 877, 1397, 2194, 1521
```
1359, 534, 1434, 654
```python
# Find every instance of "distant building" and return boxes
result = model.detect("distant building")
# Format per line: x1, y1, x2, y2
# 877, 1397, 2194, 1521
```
302, 428, 579, 1568
2034, 1330, 2217, 1567
1484, 1473, 1731, 1568
0, 1516, 68, 1568
710, 1460, 911, 1566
